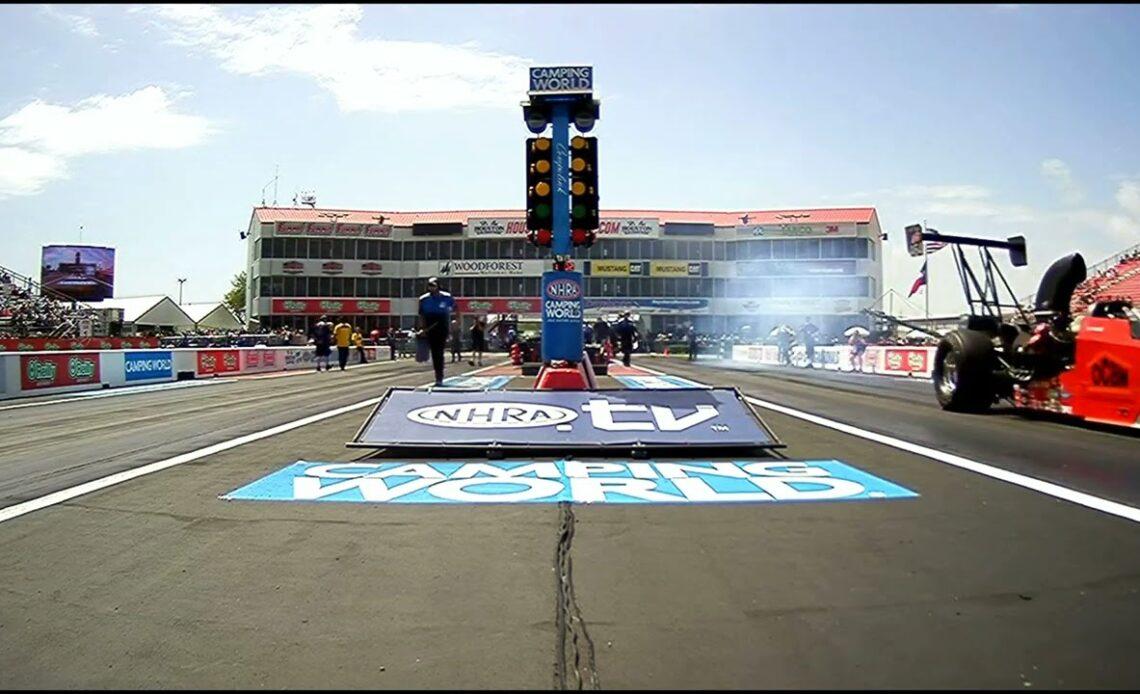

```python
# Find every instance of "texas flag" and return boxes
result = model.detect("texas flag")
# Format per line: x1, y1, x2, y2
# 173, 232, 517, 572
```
908, 259, 928, 298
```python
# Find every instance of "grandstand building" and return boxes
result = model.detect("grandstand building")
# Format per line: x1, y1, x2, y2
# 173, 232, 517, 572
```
243, 206, 884, 338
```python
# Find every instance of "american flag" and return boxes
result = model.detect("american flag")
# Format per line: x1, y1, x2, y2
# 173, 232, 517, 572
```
924, 228, 948, 254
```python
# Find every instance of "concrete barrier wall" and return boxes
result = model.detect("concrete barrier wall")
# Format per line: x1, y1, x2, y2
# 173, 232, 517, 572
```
732, 343, 936, 378
0, 345, 385, 401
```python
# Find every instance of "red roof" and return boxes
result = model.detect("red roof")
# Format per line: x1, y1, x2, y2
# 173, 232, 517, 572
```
252, 206, 877, 227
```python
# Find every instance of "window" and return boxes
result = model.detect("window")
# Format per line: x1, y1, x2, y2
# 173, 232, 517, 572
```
772, 240, 794, 259
795, 239, 820, 259
283, 238, 298, 258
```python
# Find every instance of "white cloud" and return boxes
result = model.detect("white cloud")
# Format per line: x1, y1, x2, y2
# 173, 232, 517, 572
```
0, 147, 67, 197
40, 4, 100, 37
1040, 158, 1084, 205
141, 4, 533, 113
0, 86, 213, 198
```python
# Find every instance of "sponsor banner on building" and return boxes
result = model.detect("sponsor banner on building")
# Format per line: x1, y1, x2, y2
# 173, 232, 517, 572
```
716, 297, 862, 315
650, 261, 705, 277
455, 298, 541, 314
352, 387, 774, 450
269, 298, 392, 315
734, 223, 856, 237
588, 260, 630, 277
427, 259, 543, 277
124, 350, 173, 382
0, 337, 160, 352
466, 218, 528, 238
223, 459, 916, 505
197, 349, 241, 376
20, 352, 101, 390
583, 298, 710, 314
269, 260, 397, 278
736, 260, 856, 277
271, 222, 393, 238
597, 218, 660, 238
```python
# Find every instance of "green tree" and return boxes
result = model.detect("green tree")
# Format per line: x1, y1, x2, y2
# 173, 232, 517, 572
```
224, 270, 247, 322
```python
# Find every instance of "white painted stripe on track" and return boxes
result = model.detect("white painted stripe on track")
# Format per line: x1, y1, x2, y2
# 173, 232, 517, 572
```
634, 359, 1140, 524
0, 361, 506, 525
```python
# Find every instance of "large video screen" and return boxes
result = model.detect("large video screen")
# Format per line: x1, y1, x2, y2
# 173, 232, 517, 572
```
40, 245, 115, 302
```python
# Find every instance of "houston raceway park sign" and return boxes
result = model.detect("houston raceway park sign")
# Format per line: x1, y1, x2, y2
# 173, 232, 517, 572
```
223, 460, 918, 505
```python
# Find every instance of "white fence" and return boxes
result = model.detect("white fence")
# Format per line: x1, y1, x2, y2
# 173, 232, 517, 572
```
0, 346, 381, 401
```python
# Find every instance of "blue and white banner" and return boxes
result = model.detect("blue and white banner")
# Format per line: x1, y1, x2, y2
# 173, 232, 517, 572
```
541, 271, 584, 362
352, 387, 777, 450
223, 459, 917, 505
613, 374, 705, 390
123, 350, 173, 382
437, 375, 512, 390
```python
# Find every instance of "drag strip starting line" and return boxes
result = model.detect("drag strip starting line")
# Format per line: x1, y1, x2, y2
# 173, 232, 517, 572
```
0, 362, 506, 525
633, 361, 1140, 525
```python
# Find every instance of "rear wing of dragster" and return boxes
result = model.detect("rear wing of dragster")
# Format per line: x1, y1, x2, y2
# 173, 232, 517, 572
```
901, 224, 1032, 326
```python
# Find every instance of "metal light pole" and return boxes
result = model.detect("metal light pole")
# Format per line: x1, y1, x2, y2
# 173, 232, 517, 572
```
177, 278, 186, 305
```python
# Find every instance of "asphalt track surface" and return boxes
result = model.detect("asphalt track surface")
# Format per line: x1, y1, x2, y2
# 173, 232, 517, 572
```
1, 353, 1138, 689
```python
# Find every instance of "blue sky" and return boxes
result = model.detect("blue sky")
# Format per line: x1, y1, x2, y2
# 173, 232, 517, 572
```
2, 4, 1138, 314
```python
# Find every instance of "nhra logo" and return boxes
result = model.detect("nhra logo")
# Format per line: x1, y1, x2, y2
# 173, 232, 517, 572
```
1091, 355, 1129, 389
321, 262, 344, 275
407, 402, 578, 429
361, 262, 384, 275
545, 279, 582, 300
282, 261, 304, 274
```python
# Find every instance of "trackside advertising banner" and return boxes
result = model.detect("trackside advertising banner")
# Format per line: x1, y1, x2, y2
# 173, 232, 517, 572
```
124, 351, 173, 382
223, 460, 917, 505
352, 387, 777, 450
20, 352, 101, 390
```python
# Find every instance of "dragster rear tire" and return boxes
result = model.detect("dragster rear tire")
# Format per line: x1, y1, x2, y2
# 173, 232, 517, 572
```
933, 329, 996, 413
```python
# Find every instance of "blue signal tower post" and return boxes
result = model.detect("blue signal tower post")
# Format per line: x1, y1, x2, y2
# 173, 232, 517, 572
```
523, 66, 600, 388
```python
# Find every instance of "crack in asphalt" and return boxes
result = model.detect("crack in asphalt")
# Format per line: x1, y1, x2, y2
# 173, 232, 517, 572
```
554, 501, 599, 690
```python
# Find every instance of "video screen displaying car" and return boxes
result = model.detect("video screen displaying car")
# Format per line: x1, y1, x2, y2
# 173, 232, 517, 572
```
40, 245, 115, 302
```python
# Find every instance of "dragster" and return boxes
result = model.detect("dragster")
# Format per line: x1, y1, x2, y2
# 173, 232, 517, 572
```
880, 227, 1140, 429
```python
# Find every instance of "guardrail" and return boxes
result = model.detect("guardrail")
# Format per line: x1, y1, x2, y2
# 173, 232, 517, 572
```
0, 345, 384, 401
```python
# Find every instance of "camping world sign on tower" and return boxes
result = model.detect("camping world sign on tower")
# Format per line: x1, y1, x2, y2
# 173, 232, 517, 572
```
529, 66, 593, 95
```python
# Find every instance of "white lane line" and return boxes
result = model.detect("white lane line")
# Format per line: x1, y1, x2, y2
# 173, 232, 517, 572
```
634, 360, 1140, 524
0, 379, 235, 411
0, 361, 505, 525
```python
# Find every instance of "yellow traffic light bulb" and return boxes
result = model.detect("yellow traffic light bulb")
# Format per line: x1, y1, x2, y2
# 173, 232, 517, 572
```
534, 138, 551, 152
535, 181, 551, 197
571, 180, 587, 195
535, 159, 551, 174
571, 136, 587, 150
571, 157, 586, 173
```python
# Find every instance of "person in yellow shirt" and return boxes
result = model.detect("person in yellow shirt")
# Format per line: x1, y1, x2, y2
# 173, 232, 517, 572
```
352, 326, 368, 364
333, 319, 353, 371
